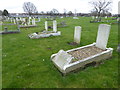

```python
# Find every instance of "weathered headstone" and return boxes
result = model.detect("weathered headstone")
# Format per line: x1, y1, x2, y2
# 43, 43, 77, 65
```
74, 26, 82, 44
92, 16, 95, 19
105, 16, 108, 19
13, 19, 16, 24
73, 17, 79, 19
32, 18, 36, 25
45, 21, 48, 31
53, 20, 57, 32
28, 17, 31, 25
96, 24, 111, 50
53, 50, 73, 69
117, 18, 120, 22
38, 17, 41, 22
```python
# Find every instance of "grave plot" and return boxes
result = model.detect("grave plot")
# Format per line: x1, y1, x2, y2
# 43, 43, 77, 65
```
18, 17, 37, 28
51, 24, 113, 75
46, 16, 56, 21
0, 22, 20, 34
73, 17, 79, 19
111, 17, 120, 24
28, 20, 61, 39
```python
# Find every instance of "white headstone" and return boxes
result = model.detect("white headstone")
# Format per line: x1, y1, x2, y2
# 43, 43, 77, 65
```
28, 17, 31, 25
92, 16, 95, 19
53, 20, 57, 32
117, 18, 120, 22
10, 18, 13, 22
16, 17, 18, 22
32, 18, 36, 25
45, 21, 48, 31
96, 16, 98, 19
53, 50, 73, 69
105, 16, 108, 19
74, 26, 82, 44
96, 24, 111, 50
19, 17, 22, 21
73, 17, 79, 19
13, 19, 16, 24
38, 18, 40, 21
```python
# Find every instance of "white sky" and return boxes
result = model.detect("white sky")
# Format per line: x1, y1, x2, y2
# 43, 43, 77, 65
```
0, 0, 119, 14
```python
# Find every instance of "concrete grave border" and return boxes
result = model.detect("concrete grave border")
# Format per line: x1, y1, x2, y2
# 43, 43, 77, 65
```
51, 43, 113, 75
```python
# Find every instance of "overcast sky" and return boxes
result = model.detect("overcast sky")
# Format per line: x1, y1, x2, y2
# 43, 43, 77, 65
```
0, 0, 119, 14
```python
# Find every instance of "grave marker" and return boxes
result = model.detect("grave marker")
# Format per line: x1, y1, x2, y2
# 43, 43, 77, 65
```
53, 20, 57, 32
32, 18, 36, 25
96, 24, 111, 50
74, 26, 82, 44
45, 21, 48, 31
53, 50, 73, 69
13, 19, 16, 24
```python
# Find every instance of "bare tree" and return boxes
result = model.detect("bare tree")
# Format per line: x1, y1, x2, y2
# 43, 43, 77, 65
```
50, 8, 59, 15
23, 2, 38, 15
89, 0, 112, 21
68, 11, 73, 16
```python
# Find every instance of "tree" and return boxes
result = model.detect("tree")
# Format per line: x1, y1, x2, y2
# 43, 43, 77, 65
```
68, 11, 73, 16
2, 9, 9, 16
23, 2, 38, 15
50, 9, 59, 15
0, 10, 2, 16
89, 0, 112, 21
41, 11, 44, 14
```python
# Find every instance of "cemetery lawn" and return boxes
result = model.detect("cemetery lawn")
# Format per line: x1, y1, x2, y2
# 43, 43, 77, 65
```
2, 17, 118, 88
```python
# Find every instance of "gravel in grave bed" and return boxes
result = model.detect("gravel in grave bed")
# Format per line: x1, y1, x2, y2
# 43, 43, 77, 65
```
68, 46, 106, 63
37, 31, 55, 35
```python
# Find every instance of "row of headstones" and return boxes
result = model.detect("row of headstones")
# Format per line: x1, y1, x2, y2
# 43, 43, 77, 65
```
92, 16, 108, 20
45, 20, 57, 32
92, 16, 120, 21
73, 24, 111, 50
5, 17, 40, 25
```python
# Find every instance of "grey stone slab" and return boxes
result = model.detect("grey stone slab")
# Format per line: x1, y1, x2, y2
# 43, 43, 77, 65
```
53, 50, 73, 69
96, 24, 111, 50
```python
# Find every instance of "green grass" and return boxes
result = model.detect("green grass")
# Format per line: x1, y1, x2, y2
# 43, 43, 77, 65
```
2, 17, 118, 88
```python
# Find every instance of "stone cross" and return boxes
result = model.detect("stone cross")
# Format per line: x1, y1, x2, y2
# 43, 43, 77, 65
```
45, 21, 48, 31
96, 24, 111, 50
74, 26, 82, 44
53, 20, 57, 32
